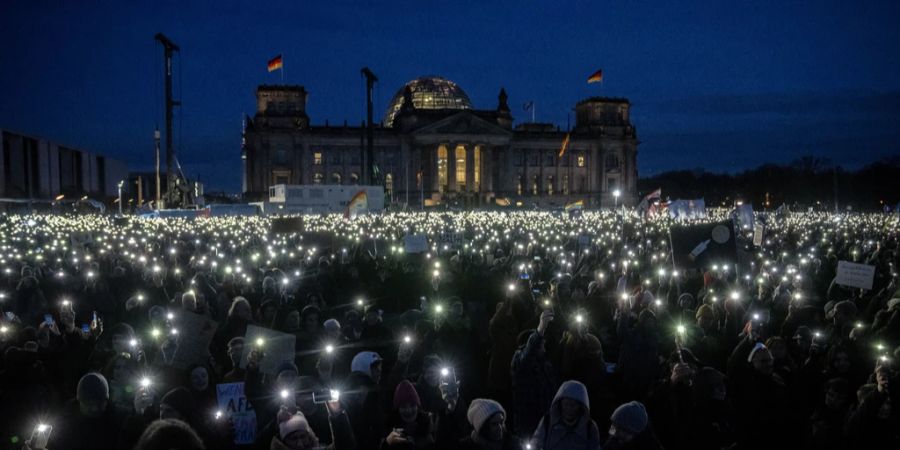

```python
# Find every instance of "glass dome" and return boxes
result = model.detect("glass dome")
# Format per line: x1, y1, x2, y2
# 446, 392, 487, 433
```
383, 76, 473, 127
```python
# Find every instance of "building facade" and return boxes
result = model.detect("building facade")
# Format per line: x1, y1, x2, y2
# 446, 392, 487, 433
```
243, 76, 638, 208
1, 129, 129, 200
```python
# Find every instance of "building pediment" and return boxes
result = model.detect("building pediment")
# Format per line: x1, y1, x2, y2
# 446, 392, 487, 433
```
410, 111, 513, 137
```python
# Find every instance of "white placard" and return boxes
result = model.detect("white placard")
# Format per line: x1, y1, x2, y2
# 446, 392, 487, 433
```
216, 382, 257, 445
836, 260, 875, 290
403, 234, 428, 254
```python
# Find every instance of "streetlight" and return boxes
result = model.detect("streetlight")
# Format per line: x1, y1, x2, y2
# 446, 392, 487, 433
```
613, 189, 621, 209
117, 180, 125, 215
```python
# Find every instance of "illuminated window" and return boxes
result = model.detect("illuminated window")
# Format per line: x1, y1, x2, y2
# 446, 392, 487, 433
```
350, 172, 359, 184
272, 170, 290, 185
517, 175, 523, 196
314, 152, 323, 165
474, 145, 481, 191
563, 174, 570, 196
313, 173, 323, 184
437, 145, 448, 193
547, 176, 554, 195
532, 175, 539, 196
577, 155, 586, 168
455, 145, 466, 190
385, 174, 394, 194
331, 172, 342, 184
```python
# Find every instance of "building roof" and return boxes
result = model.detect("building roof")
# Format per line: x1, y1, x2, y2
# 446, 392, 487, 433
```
576, 96, 631, 106
384, 76, 473, 128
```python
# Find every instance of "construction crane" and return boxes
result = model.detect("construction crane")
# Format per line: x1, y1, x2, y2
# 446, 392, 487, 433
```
154, 32, 193, 208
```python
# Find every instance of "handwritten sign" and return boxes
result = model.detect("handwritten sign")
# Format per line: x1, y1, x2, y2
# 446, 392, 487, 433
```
216, 382, 257, 445
836, 260, 875, 290
172, 312, 218, 369
240, 325, 296, 375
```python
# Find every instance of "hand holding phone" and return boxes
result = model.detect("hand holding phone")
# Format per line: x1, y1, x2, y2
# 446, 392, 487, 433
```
29, 423, 52, 450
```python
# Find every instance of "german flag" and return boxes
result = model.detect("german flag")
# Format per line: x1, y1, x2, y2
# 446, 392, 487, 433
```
558, 132, 571, 158
344, 190, 368, 219
267, 55, 283, 72
587, 69, 603, 83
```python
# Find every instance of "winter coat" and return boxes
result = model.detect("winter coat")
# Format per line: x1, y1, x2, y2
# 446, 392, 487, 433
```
510, 330, 556, 437
532, 381, 601, 450
345, 371, 385, 450
456, 434, 524, 450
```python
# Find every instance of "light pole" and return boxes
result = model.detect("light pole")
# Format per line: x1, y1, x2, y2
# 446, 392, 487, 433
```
613, 189, 621, 210
117, 181, 124, 215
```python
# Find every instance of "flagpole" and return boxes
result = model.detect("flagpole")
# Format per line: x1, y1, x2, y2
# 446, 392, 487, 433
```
532, 103, 535, 123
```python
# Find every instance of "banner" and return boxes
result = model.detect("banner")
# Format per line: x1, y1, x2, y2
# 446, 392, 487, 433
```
836, 260, 875, 290
240, 325, 296, 375
669, 220, 737, 269
216, 382, 257, 445
668, 199, 707, 219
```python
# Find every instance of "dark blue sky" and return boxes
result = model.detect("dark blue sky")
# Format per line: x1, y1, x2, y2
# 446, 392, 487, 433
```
2, 0, 899, 192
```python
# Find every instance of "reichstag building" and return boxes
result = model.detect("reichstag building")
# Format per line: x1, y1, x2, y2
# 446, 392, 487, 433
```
242, 76, 638, 208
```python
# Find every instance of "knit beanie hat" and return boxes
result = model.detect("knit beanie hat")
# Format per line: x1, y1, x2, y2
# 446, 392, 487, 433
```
161, 387, 196, 418
610, 401, 648, 434
351, 351, 382, 377
467, 398, 505, 434
279, 413, 310, 440
76, 372, 109, 403
393, 380, 421, 409
323, 318, 341, 331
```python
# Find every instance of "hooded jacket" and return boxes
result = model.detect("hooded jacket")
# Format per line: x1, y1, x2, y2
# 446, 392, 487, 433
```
532, 380, 601, 450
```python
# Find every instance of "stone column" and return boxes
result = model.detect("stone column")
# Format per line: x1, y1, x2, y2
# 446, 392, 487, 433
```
448, 143, 457, 193
590, 145, 599, 193
466, 145, 475, 193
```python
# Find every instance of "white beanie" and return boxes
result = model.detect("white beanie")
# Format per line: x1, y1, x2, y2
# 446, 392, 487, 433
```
467, 398, 505, 433
279, 413, 310, 440
323, 318, 341, 331
351, 351, 382, 377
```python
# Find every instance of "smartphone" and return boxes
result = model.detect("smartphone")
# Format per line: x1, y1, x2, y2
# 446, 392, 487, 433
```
92, 311, 98, 323
519, 272, 530, 280
4, 311, 14, 321
392, 428, 406, 437
81, 324, 90, 333
30, 424, 52, 450
43, 314, 54, 326
312, 389, 339, 404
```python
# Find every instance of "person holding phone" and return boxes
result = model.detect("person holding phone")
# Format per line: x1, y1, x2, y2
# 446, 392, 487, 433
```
382, 380, 434, 449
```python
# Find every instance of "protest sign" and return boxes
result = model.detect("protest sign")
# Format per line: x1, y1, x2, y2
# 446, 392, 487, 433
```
669, 220, 737, 269
271, 217, 303, 234
836, 260, 875, 290
753, 223, 764, 247
438, 231, 463, 249
240, 325, 296, 375
216, 382, 257, 445
172, 312, 218, 369
403, 234, 428, 254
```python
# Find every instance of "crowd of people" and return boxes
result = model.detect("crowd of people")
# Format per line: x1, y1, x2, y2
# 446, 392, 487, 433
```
0, 209, 898, 450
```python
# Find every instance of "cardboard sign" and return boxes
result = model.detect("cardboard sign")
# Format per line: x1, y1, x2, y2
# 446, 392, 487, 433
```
403, 234, 428, 254
172, 312, 218, 369
669, 220, 737, 269
753, 223, 765, 247
240, 325, 296, 375
216, 382, 257, 445
836, 260, 875, 290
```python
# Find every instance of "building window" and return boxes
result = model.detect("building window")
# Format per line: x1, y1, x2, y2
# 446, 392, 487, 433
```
607, 177, 618, 192
437, 145, 448, 193
314, 152, 323, 165
516, 175, 523, 196
350, 172, 360, 184
272, 170, 291, 185
547, 176, 554, 195
563, 174, 570, 196
474, 145, 481, 191
605, 153, 619, 171
531, 175, 539, 196
578, 176, 586, 193
313, 173, 323, 184
545, 154, 555, 166
385, 173, 394, 194
329, 153, 342, 164
529, 153, 539, 167
577, 155, 586, 168
514, 153, 523, 167
331, 172, 342, 184
455, 145, 466, 191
